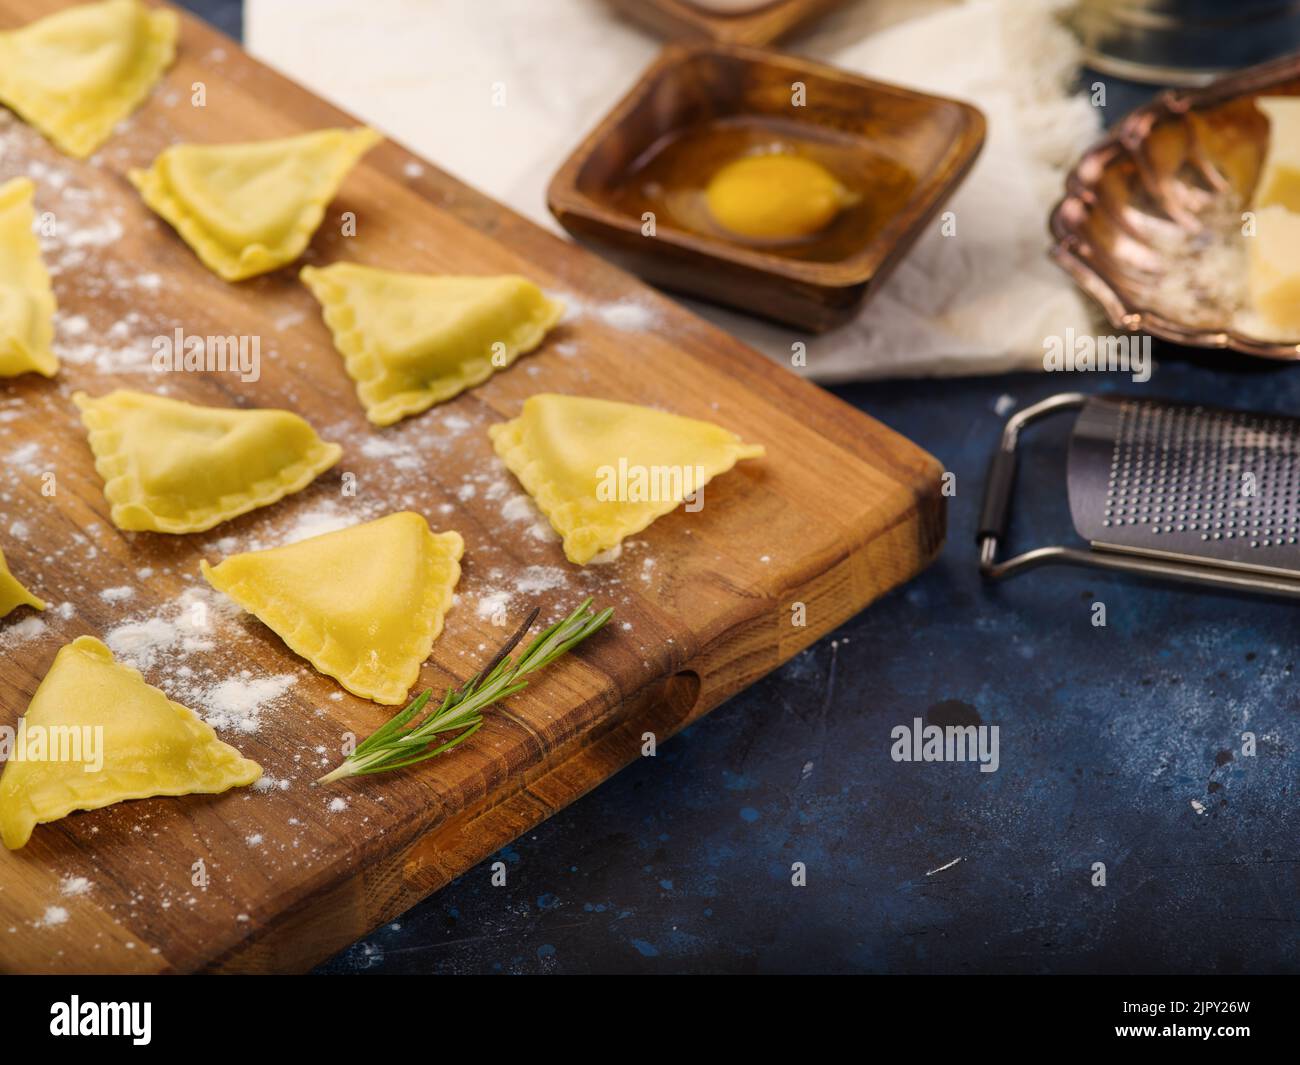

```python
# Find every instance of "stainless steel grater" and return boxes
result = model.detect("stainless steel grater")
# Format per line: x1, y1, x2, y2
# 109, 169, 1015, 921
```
978, 392, 1300, 597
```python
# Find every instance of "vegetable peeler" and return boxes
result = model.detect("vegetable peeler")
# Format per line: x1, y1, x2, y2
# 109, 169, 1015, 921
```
978, 392, 1300, 597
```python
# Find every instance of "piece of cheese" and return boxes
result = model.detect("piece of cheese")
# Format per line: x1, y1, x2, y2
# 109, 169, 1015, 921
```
1253, 96, 1300, 212
1248, 204, 1300, 334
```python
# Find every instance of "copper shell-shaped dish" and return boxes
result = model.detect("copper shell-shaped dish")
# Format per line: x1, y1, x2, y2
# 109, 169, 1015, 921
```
1050, 53, 1300, 360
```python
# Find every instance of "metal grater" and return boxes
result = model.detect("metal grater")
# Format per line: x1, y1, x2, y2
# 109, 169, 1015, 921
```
978, 393, 1300, 597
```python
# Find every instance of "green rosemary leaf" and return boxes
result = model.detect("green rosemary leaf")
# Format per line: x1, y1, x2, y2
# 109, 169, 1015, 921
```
317, 599, 610, 784
353, 689, 432, 756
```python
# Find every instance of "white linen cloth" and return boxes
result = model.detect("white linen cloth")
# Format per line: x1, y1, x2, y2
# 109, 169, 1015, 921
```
247, 0, 1102, 379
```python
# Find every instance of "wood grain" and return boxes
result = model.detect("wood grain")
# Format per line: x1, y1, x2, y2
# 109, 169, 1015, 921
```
0, 0, 944, 973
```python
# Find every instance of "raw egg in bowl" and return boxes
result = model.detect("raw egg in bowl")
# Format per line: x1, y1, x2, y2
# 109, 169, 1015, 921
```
704, 150, 858, 242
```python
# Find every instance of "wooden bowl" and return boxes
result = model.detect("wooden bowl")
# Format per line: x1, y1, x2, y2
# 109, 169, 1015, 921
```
547, 42, 986, 332
602, 0, 848, 46
1050, 53, 1300, 359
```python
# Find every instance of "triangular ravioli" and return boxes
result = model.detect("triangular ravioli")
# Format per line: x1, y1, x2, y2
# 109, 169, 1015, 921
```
489, 394, 765, 565
74, 389, 343, 534
0, 0, 177, 159
0, 544, 44, 618
300, 264, 565, 426
201, 512, 463, 705
129, 127, 381, 281
0, 636, 261, 850
0, 177, 57, 378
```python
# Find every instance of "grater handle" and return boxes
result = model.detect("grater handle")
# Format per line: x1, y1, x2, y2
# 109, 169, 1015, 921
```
978, 393, 1088, 577
977, 447, 1017, 544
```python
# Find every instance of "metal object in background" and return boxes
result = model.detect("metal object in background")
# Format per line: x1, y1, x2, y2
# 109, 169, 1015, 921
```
979, 392, 1300, 597
1050, 52, 1300, 361
1071, 0, 1300, 86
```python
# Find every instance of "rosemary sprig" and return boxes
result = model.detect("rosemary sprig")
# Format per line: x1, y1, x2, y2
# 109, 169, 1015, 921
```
316, 598, 613, 784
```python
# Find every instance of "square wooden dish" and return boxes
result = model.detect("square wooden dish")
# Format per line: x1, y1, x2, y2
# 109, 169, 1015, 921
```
548, 42, 986, 332
603, 0, 848, 46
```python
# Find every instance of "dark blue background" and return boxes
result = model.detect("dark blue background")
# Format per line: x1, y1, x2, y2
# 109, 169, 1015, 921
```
180, 1, 1298, 974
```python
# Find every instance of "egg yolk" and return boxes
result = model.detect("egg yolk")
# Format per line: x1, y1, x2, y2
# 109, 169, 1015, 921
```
705, 154, 852, 241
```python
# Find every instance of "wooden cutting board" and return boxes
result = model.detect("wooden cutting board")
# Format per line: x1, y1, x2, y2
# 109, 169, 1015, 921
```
0, 0, 943, 973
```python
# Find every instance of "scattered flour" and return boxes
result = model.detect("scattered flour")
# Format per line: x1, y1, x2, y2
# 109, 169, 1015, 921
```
104, 587, 234, 670
526, 520, 557, 543
93, 590, 299, 736
500, 494, 536, 523
515, 565, 568, 595
7, 443, 41, 475
0, 616, 47, 648
59, 877, 92, 898
473, 563, 574, 622
194, 673, 297, 734
587, 544, 623, 565
562, 295, 659, 333
476, 590, 511, 621
269, 503, 361, 547
597, 300, 657, 332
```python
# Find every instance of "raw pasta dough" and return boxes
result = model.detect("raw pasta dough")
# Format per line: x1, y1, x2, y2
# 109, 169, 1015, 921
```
0, 0, 177, 158
0, 636, 261, 850
301, 263, 564, 426
74, 389, 342, 533
0, 177, 57, 378
0, 544, 44, 618
202, 512, 463, 705
489, 393, 764, 564
129, 127, 381, 280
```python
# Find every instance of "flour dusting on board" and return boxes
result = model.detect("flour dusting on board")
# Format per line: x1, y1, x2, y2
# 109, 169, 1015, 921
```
560, 294, 660, 333
99, 586, 302, 736
104, 587, 236, 670
59, 877, 92, 898
0, 617, 47, 648
199, 673, 298, 733
0, 113, 169, 375
6, 442, 42, 475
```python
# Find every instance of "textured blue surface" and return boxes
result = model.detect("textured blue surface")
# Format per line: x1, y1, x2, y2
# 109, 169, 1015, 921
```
179, 3, 1298, 973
